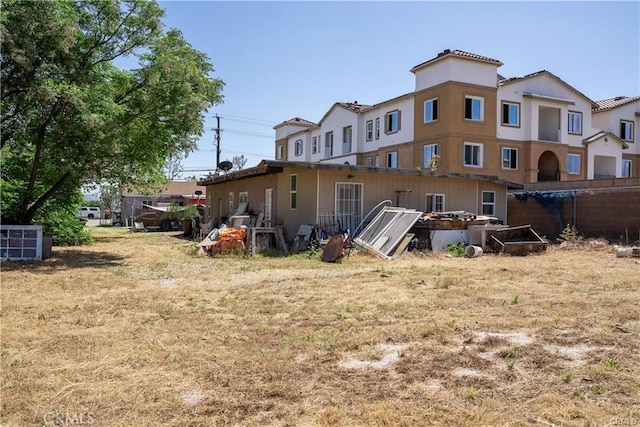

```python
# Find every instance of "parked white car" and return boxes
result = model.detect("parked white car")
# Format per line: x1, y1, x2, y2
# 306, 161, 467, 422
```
79, 206, 101, 219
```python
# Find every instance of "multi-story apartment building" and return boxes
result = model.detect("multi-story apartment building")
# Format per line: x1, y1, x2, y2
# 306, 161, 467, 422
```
273, 49, 639, 184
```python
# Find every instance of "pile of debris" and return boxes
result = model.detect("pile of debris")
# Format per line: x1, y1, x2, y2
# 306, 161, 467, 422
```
353, 207, 546, 258
198, 225, 247, 255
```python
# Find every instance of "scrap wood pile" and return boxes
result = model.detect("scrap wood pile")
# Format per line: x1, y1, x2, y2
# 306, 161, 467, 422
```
198, 226, 247, 254
418, 210, 493, 229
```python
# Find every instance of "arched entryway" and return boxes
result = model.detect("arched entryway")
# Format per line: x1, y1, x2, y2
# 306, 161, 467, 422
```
537, 151, 560, 181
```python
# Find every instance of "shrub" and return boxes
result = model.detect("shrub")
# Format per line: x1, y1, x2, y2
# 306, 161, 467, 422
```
40, 209, 94, 246
557, 224, 581, 244
446, 242, 466, 257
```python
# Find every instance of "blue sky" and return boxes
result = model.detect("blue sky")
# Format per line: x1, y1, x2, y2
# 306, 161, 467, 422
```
156, 1, 640, 178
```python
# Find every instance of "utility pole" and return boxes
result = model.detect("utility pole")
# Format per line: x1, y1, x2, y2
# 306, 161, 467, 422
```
214, 114, 221, 170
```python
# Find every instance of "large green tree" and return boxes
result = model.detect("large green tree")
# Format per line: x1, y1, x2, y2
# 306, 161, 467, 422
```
1, 0, 224, 224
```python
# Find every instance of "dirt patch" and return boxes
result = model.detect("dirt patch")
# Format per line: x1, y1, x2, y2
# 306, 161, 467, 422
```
340, 344, 406, 370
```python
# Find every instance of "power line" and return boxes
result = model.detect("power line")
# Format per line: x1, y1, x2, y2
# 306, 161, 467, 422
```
197, 148, 272, 157
222, 117, 277, 128
212, 113, 278, 126
221, 128, 273, 138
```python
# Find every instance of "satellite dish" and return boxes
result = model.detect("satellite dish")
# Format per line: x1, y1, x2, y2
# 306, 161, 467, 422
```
218, 160, 233, 172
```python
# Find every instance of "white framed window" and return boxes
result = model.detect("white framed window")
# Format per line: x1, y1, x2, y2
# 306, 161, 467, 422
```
425, 193, 445, 212
365, 156, 373, 166
567, 153, 581, 175
239, 191, 248, 204
622, 159, 632, 178
501, 101, 519, 127
228, 192, 234, 213
276, 145, 284, 160
568, 111, 582, 135
481, 191, 495, 216
424, 98, 438, 123
620, 120, 634, 142
464, 95, 484, 121
335, 182, 363, 226
342, 126, 352, 154
325, 131, 333, 157
312, 136, 318, 154
502, 147, 518, 170
294, 139, 303, 156
290, 174, 297, 210
375, 155, 380, 166
366, 120, 373, 141
423, 144, 438, 169
387, 151, 398, 168
375, 118, 380, 139
464, 142, 483, 167
385, 110, 400, 134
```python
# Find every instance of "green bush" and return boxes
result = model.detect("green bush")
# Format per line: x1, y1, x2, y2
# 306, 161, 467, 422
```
39, 209, 94, 246
557, 224, 581, 244
446, 242, 466, 257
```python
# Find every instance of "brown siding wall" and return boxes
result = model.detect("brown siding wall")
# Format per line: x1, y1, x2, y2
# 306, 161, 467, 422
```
205, 174, 278, 226
277, 168, 319, 239
507, 186, 640, 241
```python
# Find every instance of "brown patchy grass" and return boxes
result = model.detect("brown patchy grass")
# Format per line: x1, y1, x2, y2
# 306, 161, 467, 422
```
1, 227, 639, 426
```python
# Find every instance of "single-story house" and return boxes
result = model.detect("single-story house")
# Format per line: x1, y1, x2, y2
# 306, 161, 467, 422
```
121, 181, 206, 226
198, 160, 522, 241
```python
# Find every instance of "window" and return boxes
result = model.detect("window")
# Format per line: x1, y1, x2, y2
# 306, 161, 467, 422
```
385, 110, 400, 134
312, 136, 318, 154
375, 155, 380, 166
423, 144, 438, 169
335, 183, 363, 228
568, 111, 582, 135
276, 145, 284, 160
290, 174, 297, 209
142, 200, 153, 208
424, 98, 438, 123
481, 191, 495, 216
342, 126, 352, 154
567, 153, 580, 174
239, 192, 248, 204
365, 156, 373, 166
228, 192, 234, 213
464, 96, 484, 121
502, 147, 518, 170
375, 118, 380, 139
387, 151, 398, 168
620, 120, 634, 142
425, 193, 445, 212
325, 131, 333, 157
294, 139, 303, 156
366, 120, 373, 141
501, 101, 519, 127
464, 142, 483, 167
622, 159, 632, 178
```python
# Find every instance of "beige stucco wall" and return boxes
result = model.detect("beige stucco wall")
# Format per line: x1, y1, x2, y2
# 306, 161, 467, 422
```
205, 166, 509, 242
205, 174, 278, 227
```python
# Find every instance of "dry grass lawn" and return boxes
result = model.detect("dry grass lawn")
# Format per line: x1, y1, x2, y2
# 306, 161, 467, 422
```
1, 227, 639, 426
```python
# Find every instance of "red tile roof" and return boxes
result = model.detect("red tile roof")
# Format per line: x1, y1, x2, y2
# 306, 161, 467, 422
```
336, 102, 372, 113
411, 49, 503, 72
273, 117, 318, 129
593, 95, 640, 112
499, 70, 596, 107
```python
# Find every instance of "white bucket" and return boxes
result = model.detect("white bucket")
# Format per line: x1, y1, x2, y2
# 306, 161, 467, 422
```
465, 245, 483, 258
